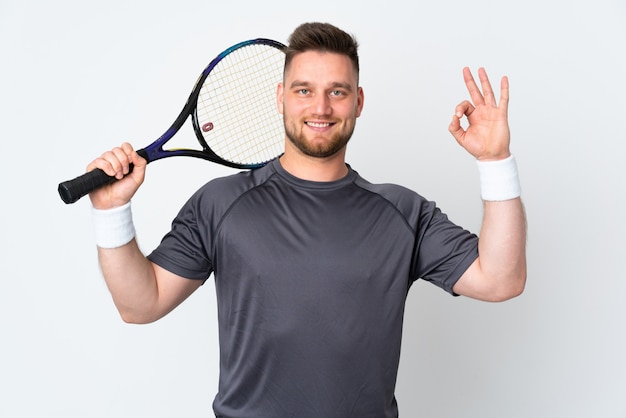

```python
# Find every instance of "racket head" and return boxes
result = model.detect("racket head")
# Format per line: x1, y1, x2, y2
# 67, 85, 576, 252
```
143, 38, 286, 169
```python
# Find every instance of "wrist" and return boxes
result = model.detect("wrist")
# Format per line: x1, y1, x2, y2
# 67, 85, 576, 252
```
476, 155, 521, 201
91, 201, 136, 248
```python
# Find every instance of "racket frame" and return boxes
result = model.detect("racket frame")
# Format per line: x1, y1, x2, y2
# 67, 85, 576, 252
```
140, 38, 286, 169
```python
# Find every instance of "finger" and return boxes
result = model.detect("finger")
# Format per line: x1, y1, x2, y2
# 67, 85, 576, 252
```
454, 100, 475, 119
448, 114, 466, 143
477, 67, 497, 106
120, 142, 135, 157
499, 75, 509, 113
463, 67, 485, 106
88, 146, 131, 179
110, 147, 133, 178
130, 148, 147, 168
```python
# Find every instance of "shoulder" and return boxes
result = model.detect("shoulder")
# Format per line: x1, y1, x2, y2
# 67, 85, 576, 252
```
192, 161, 276, 203
173, 161, 278, 225
351, 173, 436, 220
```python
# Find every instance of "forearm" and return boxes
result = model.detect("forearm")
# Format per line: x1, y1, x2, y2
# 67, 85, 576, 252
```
477, 197, 527, 298
90, 201, 160, 322
98, 240, 162, 323
453, 155, 528, 301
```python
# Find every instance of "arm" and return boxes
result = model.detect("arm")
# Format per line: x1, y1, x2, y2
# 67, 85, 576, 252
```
448, 68, 527, 301
453, 198, 526, 301
98, 241, 202, 323
88, 143, 202, 323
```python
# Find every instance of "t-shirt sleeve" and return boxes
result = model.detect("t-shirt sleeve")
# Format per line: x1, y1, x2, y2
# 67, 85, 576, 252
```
147, 190, 214, 281
412, 201, 479, 295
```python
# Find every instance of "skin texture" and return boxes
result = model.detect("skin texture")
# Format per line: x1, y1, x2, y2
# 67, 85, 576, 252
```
86, 50, 525, 324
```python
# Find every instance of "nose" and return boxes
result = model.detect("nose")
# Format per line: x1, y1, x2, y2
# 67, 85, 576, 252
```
311, 93, 331, 116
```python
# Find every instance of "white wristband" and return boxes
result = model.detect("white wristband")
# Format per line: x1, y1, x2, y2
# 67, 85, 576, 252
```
476, 155, 521, 201
91, 202, 136, 248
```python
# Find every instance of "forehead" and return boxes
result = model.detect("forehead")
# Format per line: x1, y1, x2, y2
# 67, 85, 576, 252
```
285, 51, 358, 85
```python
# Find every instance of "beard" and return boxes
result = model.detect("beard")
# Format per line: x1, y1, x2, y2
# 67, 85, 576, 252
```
283, 118, 356, 158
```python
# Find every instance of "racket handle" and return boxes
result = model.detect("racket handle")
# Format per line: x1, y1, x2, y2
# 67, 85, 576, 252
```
58, 165, 134, 204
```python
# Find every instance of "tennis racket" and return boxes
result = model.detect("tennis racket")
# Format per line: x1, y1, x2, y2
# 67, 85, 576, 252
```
58, 38, 286, 204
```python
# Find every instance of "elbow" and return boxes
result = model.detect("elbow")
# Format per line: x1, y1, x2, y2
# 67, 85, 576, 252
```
456, 260, 527, 302
117, 307, 159, 325
120, 314, 149, 325
492, 285, 525, 302
490, 271, 527, 302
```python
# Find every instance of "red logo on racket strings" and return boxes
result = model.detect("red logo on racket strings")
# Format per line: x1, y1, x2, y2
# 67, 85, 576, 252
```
202, 122, 214, 132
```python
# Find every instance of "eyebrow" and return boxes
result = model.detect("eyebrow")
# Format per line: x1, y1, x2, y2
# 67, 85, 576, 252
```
289, 80, 354, 92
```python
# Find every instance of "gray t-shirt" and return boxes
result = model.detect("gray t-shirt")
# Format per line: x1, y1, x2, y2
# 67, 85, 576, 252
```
148, 159, 478, 418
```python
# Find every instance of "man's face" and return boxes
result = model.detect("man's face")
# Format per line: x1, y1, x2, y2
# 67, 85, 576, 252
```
277, 51, 364, 159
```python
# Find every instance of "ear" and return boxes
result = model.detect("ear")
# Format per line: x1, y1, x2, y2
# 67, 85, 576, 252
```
276, 82, 284, 115
355, 86, 365, 117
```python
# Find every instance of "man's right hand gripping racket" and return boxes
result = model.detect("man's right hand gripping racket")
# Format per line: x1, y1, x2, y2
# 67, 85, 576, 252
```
58, 39, 285, 204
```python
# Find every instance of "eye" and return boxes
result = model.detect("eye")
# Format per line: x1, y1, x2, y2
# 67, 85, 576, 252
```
330, 90, 345, 97
297, 88, 310, 95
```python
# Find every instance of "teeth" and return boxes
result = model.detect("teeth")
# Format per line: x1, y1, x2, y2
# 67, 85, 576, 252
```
307, 122, 331, 128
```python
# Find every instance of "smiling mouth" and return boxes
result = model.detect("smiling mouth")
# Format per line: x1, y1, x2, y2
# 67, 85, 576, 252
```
305, 121, 334, 128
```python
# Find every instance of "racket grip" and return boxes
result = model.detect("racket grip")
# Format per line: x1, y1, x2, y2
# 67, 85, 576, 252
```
58, 166, 132, 204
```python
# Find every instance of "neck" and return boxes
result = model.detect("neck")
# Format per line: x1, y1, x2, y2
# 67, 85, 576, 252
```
279, 144, 349, 182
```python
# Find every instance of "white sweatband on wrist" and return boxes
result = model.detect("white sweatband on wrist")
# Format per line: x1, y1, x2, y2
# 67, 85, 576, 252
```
91, 202, 136, 248
476, 155, 521, 201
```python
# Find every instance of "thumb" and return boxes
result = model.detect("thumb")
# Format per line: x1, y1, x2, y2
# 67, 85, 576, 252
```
448, 114, 465, 145
127, 150, 147, 185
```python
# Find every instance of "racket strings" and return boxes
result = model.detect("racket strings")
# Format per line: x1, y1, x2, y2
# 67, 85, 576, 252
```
196, 43, 285, 165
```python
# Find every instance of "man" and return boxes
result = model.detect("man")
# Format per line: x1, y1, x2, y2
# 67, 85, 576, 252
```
87, 22, 526, 417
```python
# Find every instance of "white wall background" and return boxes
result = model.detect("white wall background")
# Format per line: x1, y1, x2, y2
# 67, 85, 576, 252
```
1, 0, 625, 417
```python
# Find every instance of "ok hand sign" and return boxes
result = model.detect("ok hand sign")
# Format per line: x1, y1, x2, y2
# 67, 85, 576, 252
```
449, 67, 511, 161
